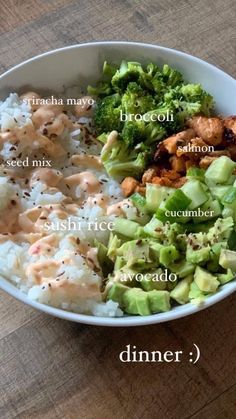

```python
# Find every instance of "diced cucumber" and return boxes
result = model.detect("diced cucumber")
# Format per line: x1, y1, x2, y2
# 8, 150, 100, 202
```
193, 200, 222, 223
146, 183, 174, 213
222, 187, 236, 208
210, 185, 231, 200
181, 180, 208, 209
165, 189, 191, 211
186, 167, 205, 182
113, 218, 141, 238
143, 216, 163, 238
205, 156, 236, 184
130, 192, 147, 212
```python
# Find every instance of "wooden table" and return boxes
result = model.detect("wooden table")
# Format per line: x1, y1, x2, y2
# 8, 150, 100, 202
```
0, 1, 235, 418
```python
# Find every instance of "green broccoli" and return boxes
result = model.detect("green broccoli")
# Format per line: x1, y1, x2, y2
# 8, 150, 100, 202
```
121, 120, 146, 146
180, 84, 214, 116
121, 82, 156, 115
103, 61, 118, 79
87, 82, 112, 97
88, 60, 215, 179
162, 64, 184, 87
94, 93, 123, 134
101, 133, 148, 178
111, 61, 145, 92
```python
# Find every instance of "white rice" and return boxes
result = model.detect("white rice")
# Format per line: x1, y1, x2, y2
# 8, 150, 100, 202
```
0, 93, 124, 317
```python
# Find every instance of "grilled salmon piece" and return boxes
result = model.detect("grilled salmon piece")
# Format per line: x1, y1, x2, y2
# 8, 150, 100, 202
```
187, 116, 223, 146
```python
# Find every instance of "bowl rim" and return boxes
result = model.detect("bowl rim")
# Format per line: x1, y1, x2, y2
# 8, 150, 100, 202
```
1, 276, 236, 326
0, 41, 235, 326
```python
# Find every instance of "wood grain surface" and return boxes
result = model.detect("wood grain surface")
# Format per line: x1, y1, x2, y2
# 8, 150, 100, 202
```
0, 1, 236, 418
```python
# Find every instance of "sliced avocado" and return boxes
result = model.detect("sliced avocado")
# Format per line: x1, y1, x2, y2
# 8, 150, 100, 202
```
117, 239, 152, 269
148, 290, 170, 313
123, 288, 151, 316
107, 283, 129, 305
170, 276, 193, 304
140, 269, 167, 291
186, 246, 210, 264
207, 217, 234, 243
206, 243, 227, 273
95, 240, 114, 277
170, 260, 195, 278
217, 269, 234, 284
194, 266, 220, 293
114, 256, 126, 271
149, 241, 163, 260
219, 249, 236, 271
107, 233, 121, 260
159, 245, 179, 268
189, 281, 205, 300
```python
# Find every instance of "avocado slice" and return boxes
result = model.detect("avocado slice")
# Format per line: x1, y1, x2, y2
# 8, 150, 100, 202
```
140, 269, 167, 291
95, 240, 114, 277
123, 288, 151, 316
107, 233, 121, 260
194, 266, 220, 293
159, 245, 179, 268
170, 276, 193, 304
170, 260, 195, 278
219, 249, 236, 271
189, 281, 205, 300
217, 269, 234, 285
107, 283, 129, 305
186, 246, 210, 264
148, 290, 170, 313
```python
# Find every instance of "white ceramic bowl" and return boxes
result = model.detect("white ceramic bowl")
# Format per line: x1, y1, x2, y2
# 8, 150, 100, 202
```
0, 41, 236, 326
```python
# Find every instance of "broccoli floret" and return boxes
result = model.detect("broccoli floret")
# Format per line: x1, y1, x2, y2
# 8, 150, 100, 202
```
162, 64, 184, 87
103, 61, 118, 79
101, 134, 148, 178
151, 64, 183, 97
111, 61, 144, 92
94, 93, 123, 134
121, 82, 156, 115
180, 84, 214, 116
87, 82, 112, 96
121, 120, 146, 146
145, 122, 166, 144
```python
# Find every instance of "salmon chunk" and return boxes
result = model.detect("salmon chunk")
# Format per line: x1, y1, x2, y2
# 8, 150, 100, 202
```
187, 116, 223, 146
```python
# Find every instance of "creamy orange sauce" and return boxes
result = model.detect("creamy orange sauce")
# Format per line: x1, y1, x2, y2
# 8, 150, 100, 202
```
85, 193, 109, 209
74, 96, 94, 117
106, 199, 131, 216
64, 171, 101, 194
0, 199, 21, 234
71, 154, 102, 169
28, 233, 59, 256
86, 247, 100, 272
30, 168, 63, 187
